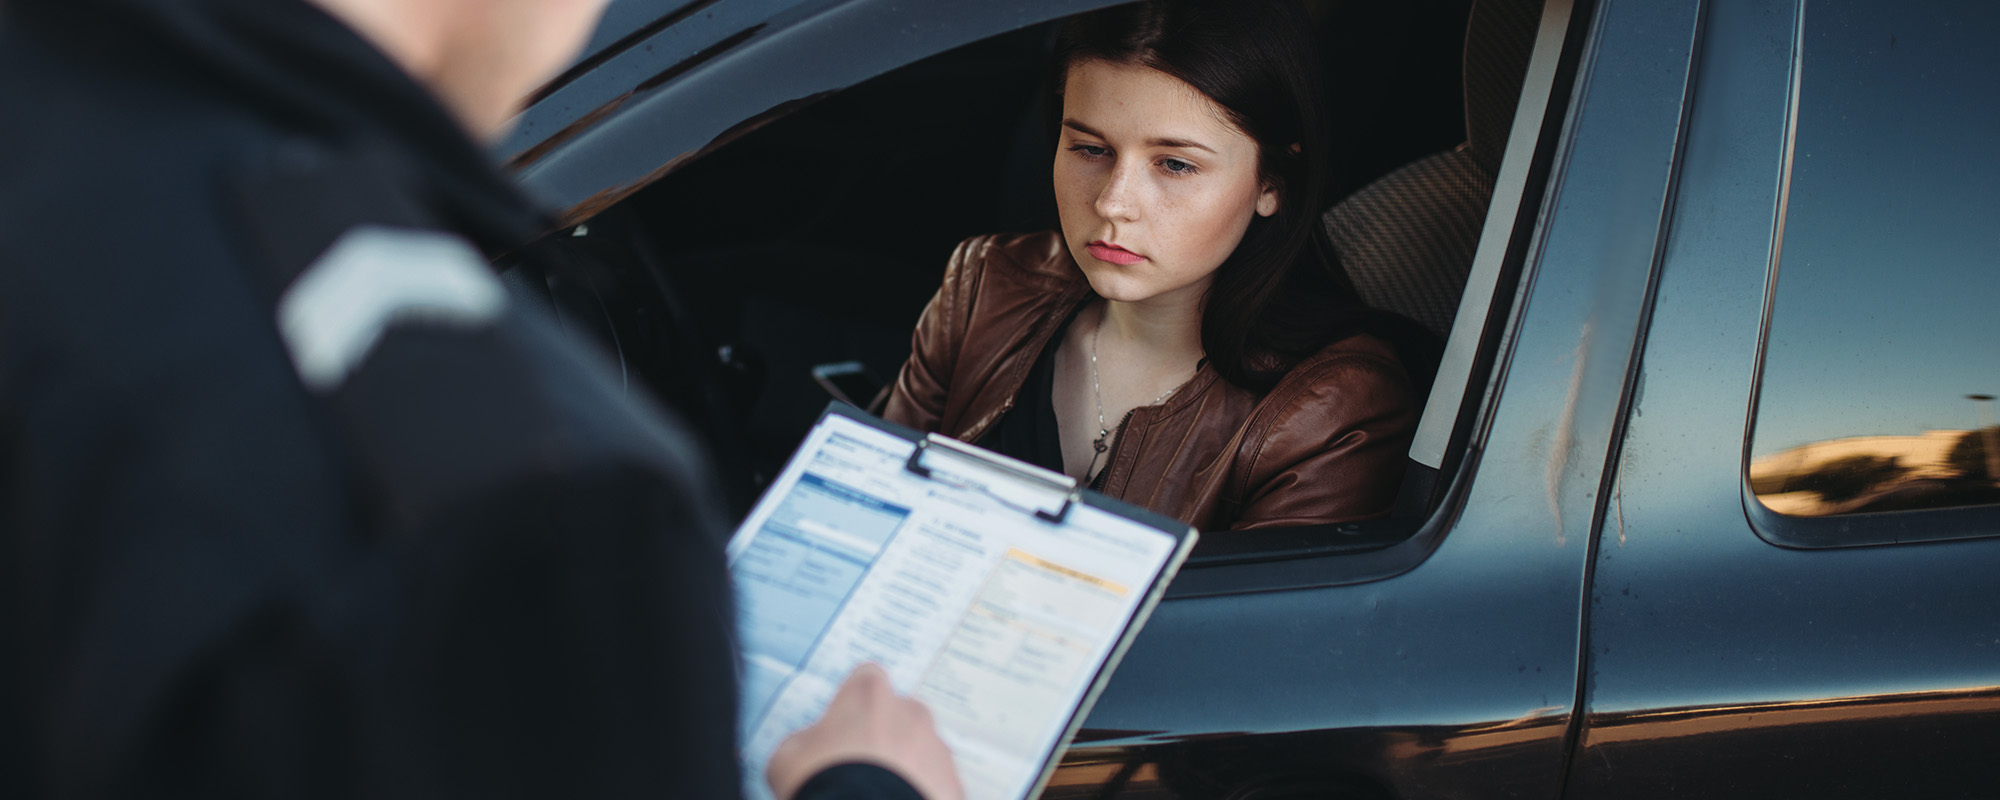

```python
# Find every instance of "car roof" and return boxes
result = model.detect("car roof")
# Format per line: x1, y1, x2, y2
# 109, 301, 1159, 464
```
502, 0, 1127, 223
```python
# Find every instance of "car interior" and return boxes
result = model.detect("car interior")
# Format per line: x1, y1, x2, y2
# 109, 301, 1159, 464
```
498, 0, 1555, 558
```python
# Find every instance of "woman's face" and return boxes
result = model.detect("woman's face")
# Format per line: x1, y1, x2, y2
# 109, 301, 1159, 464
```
1054, 59, 1278, 309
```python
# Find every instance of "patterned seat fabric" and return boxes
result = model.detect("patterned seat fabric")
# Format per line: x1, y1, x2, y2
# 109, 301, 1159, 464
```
1323, 0, 1540, 343
1323, 147, 1494, 340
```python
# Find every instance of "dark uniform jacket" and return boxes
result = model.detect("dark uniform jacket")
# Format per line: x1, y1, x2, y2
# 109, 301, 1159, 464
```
0, 1, 914, 798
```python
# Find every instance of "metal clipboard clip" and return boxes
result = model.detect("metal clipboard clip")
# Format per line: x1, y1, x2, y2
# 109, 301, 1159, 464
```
904, 434, 1081, 524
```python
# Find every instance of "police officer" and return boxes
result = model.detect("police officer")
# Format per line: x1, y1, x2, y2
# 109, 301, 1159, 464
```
0, 0, 959, 798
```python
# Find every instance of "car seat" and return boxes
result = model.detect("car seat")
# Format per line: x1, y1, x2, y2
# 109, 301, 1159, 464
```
1322, 0, 1541, 342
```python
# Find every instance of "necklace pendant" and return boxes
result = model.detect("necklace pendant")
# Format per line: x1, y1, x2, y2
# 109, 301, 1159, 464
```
1092, 435, 1108, 454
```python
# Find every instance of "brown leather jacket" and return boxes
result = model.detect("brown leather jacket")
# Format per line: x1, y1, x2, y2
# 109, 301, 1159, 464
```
882, 231, 1418, 531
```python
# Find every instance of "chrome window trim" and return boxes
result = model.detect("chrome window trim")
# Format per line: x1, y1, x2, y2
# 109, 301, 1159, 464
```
1412, 0, 1578, 468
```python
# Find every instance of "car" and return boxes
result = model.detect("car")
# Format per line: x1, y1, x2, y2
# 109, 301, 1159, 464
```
498, 0, 2000, 797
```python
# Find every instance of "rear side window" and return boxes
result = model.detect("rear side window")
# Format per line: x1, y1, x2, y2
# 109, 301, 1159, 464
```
1747, 2, 2000, 536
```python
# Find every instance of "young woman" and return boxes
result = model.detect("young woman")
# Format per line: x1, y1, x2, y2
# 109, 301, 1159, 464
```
883, 0, 1418, 532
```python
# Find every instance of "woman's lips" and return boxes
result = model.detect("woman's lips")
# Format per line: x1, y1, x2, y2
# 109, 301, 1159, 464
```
1087, 241, 1146, 265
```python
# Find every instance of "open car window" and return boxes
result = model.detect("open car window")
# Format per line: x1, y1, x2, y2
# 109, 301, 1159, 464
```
503, 0, 1588, 591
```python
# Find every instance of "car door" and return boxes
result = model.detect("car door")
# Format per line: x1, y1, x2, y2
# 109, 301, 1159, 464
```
1567, 1, 2000, 796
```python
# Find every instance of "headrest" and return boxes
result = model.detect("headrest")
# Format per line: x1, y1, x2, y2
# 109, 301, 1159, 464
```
1462, 0, 1542, 176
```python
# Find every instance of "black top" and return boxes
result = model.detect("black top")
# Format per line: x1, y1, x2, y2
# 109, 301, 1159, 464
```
0, 1, 909, 798
976, 313, 1070, 475
975, 306, 1111, 491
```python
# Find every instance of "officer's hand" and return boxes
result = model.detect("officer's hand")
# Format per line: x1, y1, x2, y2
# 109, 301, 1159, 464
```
766, 663, 965, 800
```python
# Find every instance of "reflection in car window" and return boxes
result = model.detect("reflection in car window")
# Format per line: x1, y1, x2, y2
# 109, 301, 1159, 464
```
1748, 2, 2000, 520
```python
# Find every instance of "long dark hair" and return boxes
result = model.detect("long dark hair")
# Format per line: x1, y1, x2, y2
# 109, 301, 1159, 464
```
1054, 0, 1367, 391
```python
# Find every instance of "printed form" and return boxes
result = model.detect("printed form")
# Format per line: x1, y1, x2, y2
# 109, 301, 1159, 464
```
729, 413, 1180, 800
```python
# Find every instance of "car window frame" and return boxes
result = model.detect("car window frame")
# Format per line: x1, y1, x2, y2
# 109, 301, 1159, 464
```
506, 0, 1133, 219
505, 0, 1603, 595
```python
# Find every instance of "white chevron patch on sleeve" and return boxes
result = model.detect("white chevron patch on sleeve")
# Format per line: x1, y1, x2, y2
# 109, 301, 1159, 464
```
276, 225, 506, 392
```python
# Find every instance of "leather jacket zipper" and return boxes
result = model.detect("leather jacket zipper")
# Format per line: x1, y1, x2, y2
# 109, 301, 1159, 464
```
964, 397, 1015, 445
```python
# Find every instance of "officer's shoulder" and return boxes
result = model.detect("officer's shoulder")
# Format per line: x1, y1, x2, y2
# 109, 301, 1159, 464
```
224, 138, 443, 286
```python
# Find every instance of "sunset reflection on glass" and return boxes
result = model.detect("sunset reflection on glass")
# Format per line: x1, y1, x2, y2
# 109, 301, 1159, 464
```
1747, 1, 2000, 519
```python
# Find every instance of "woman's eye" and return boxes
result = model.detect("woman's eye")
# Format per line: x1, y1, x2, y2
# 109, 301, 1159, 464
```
1068, 144, 1109, 159
1159, 158, 1198, 176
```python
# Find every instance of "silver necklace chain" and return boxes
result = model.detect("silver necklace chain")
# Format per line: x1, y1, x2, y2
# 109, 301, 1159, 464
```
1087, 316, 1183, 478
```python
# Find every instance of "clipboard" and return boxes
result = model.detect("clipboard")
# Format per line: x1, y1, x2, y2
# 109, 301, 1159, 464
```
728, 403, 1198, 800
